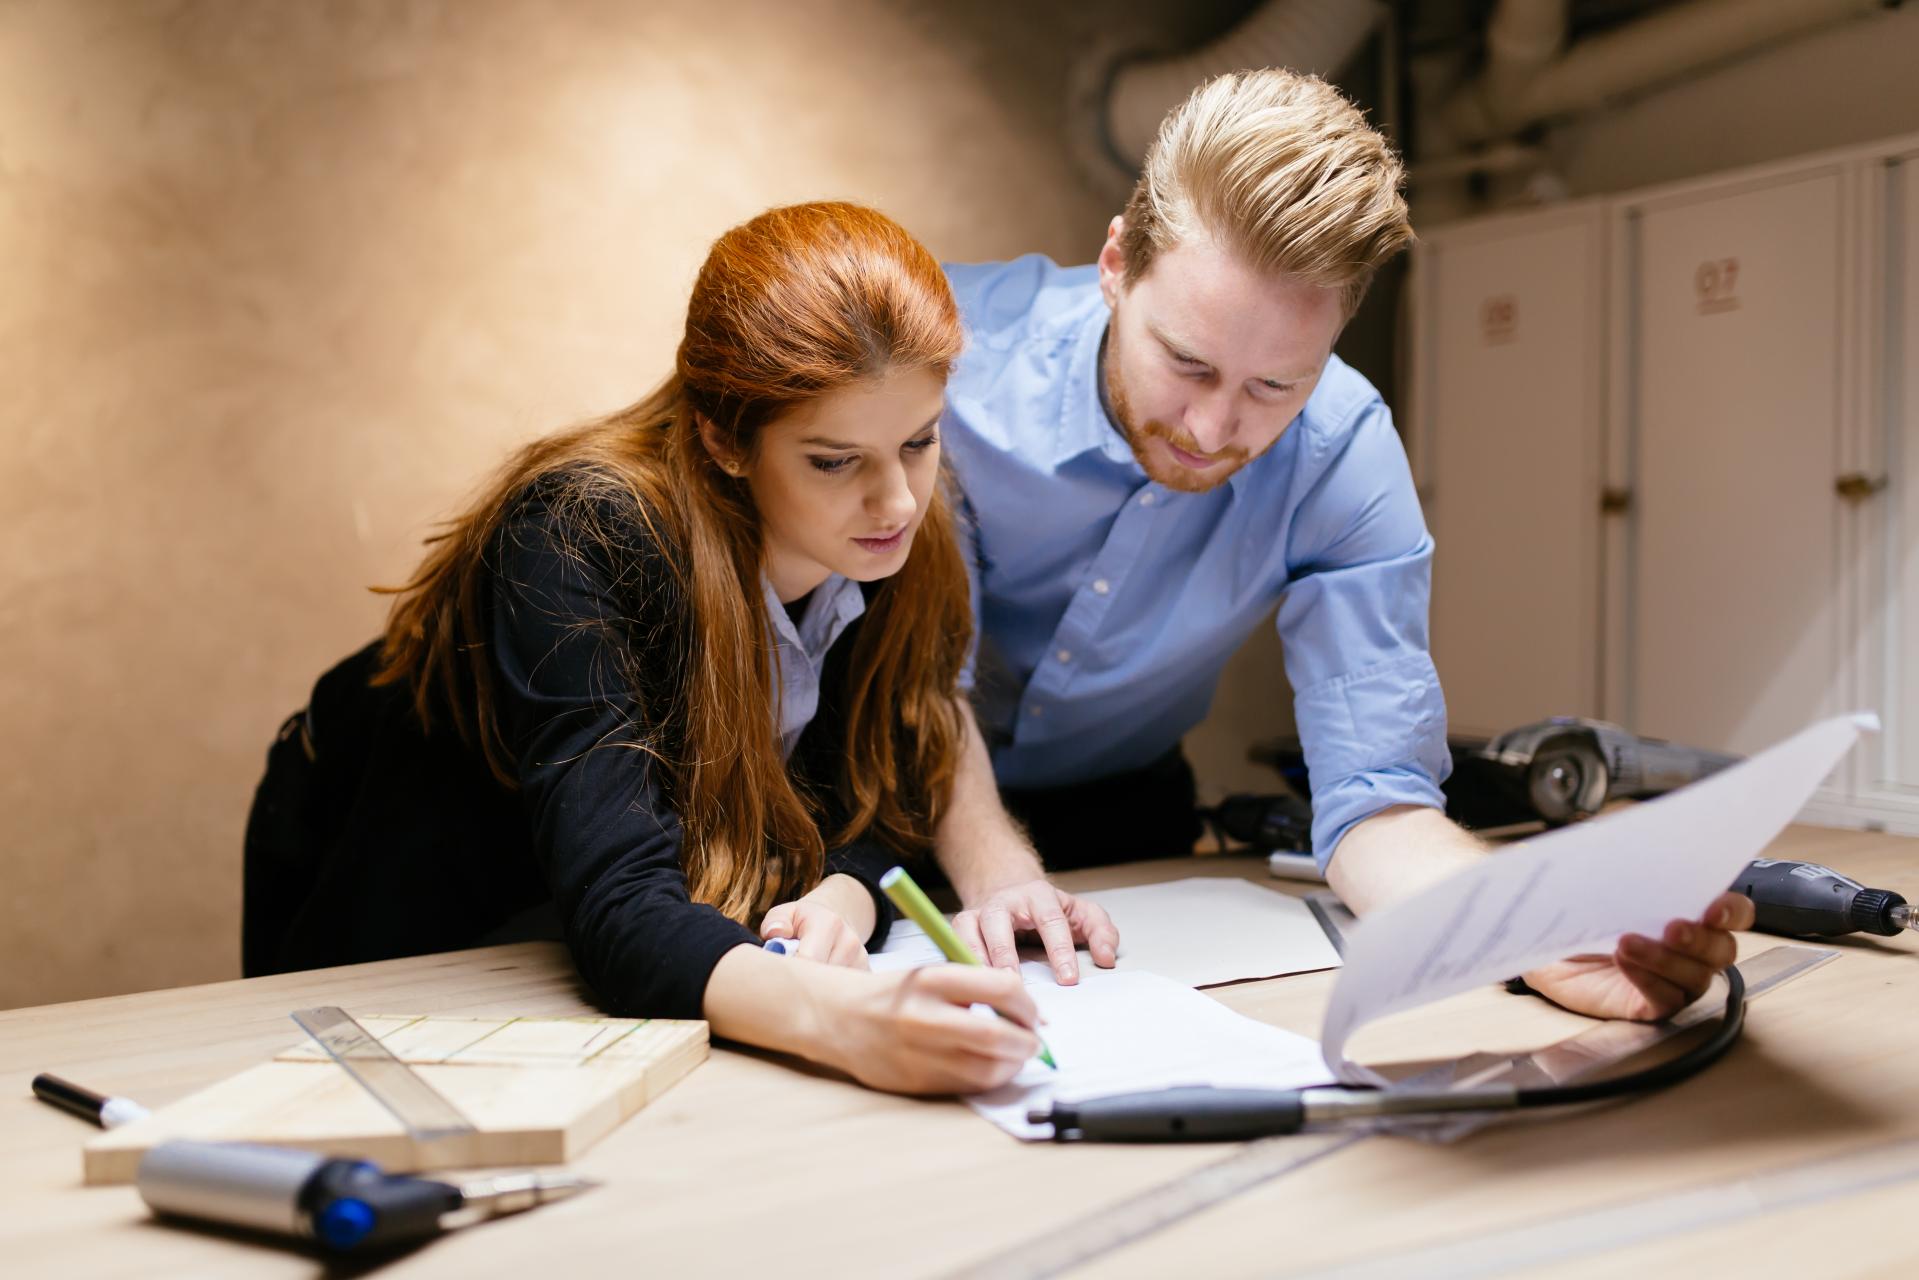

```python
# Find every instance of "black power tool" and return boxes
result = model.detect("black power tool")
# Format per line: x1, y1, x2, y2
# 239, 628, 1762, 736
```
1733, 859, 1916, 939
1245, 716, 1742, 831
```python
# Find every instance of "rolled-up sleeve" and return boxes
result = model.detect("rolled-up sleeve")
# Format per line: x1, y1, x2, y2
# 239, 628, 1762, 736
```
490, 503, 758, 1019
1276, 405, 1452, 869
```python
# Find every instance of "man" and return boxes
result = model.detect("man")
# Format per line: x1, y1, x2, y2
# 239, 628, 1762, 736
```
929, 69, 1751, 1022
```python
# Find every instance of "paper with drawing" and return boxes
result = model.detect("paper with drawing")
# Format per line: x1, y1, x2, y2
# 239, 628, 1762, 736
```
965, 968, 1331, 1140
1319, 713, 1875, 1082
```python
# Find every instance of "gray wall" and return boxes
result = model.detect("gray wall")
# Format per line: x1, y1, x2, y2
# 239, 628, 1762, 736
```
0, 0, 1143, 1008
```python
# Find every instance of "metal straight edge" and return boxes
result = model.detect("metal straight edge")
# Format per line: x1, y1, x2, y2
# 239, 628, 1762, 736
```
1291, 1134, 1919, 1280
939, 944, 1837, 1280
291, 1006, 477, 1145
943, 1131, 1369, 1280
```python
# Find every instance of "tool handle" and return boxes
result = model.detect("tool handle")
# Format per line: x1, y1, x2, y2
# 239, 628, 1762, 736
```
302, 1157, 462, 1250
1039, 1086, 1306, 1141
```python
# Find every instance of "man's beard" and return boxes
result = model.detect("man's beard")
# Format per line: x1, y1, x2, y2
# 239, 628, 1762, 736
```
1102, 340, 1250, 495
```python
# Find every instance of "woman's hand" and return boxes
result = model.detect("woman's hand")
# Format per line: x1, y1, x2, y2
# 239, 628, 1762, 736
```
807, 963, 1044, 1095
1521, 891, 1755, 1021
760, 874, 872, 969
953, 879, 1119, 984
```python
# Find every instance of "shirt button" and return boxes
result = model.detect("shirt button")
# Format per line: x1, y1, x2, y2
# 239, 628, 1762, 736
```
1056, 648, 1072, 664
1029, 704, 1045, 718
1092, 578, 1111, 596
1139, 492, 1157, 507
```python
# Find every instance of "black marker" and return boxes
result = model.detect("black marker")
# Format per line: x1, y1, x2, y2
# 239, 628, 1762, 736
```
31, 1073, 150, 1129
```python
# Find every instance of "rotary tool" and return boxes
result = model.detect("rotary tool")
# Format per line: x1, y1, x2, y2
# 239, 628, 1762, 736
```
1733, 859, 1916, 939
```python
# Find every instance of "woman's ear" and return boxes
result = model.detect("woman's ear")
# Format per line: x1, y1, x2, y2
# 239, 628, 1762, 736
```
697, 414, 746, 477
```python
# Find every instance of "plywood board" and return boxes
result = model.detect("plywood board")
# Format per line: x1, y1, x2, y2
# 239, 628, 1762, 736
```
82, 1014, 707, 1185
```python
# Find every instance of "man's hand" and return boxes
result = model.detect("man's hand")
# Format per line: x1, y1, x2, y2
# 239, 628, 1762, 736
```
1520, 891, 1755, 1021
1332, 807, 1756, 1024
953, 880, 1119, 985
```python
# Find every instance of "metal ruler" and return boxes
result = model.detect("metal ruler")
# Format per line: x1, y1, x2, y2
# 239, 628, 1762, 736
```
942, 944, 1838, 1280
1298, 1134, 1919, 1278
291, 1006, 476, 1145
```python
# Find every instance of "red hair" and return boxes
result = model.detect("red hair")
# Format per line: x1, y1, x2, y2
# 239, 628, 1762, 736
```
374, 202, 970, 920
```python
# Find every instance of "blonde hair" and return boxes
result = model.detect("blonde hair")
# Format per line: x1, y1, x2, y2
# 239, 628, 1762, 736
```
1119, 68, 1411, 320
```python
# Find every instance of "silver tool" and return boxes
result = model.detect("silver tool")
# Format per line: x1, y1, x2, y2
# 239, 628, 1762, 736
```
136, 1139, 596, 1252
1297, 1134, 1919, 1279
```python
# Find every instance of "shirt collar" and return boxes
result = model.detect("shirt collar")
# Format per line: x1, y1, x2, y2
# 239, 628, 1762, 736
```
1047, 297, 1140, 471
761, 570, 866, 661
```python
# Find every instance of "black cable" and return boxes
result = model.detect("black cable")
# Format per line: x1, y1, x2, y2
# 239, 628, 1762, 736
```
1511, 963, 1745, 1108
1037, 967, 1747, 1141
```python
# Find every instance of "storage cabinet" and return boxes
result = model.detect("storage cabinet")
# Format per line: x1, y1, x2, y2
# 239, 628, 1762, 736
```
1414, 129, 1919, 832
1412, 204, 1608, 737
1616, 168, 1848, 756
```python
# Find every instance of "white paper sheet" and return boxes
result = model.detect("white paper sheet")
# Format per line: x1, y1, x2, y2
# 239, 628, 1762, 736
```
1319, 712, 1876, 1083
965, 968, 1333, 1140
1077, 877, 1342, 986
867, 917, 946, 973
868, 876, 1341, 987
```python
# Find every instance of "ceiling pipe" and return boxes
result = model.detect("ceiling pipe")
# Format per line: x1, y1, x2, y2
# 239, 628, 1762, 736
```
1073, 0, 1387, 191
1407, 141, 1547, 184
1479, 0, 1570, 113
1445, 0, 1892, 145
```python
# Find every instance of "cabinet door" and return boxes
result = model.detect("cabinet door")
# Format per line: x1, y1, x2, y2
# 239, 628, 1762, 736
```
1886, 157, 1919, 789
1417, 208, 1606, 737
1624, 170, 1846, 755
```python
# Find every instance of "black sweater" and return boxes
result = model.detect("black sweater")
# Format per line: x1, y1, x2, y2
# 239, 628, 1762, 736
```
242, 491, 903, 1018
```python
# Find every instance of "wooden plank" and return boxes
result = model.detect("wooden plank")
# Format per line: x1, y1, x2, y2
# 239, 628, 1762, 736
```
78, 1015, 707, 1184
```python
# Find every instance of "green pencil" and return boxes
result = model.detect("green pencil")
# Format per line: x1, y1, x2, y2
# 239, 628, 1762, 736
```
878, 866, 1058, 1070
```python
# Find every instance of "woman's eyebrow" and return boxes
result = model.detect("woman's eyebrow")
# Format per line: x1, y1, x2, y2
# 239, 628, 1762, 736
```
800, 413, 941, 450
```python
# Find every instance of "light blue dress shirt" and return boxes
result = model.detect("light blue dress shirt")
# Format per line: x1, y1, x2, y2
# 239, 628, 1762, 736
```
942, 255, 1451, 866
762, 572, 865, 760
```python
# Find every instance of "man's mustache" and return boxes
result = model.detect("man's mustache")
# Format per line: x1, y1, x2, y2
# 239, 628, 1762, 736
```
1133, 419, 1248, 465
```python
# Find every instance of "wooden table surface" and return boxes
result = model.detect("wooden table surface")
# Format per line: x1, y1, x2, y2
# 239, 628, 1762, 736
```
5, 824, 1916, 1278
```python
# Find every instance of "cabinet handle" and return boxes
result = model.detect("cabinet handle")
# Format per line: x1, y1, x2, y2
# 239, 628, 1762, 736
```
1835, 473, 1888, 502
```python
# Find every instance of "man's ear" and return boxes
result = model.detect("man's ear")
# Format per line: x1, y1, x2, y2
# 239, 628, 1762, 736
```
1096, 215, 1127, 308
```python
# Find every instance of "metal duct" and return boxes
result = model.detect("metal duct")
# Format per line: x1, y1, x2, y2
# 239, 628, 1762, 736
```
1446, 0, 1890, 144
1089, 0, 1387, 175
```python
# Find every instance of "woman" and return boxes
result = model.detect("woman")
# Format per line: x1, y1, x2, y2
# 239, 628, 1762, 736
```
244, 202, 1041, 1095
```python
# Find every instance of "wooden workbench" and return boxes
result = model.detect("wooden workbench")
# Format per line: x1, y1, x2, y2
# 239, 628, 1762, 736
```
4, 824, 1915, 1277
